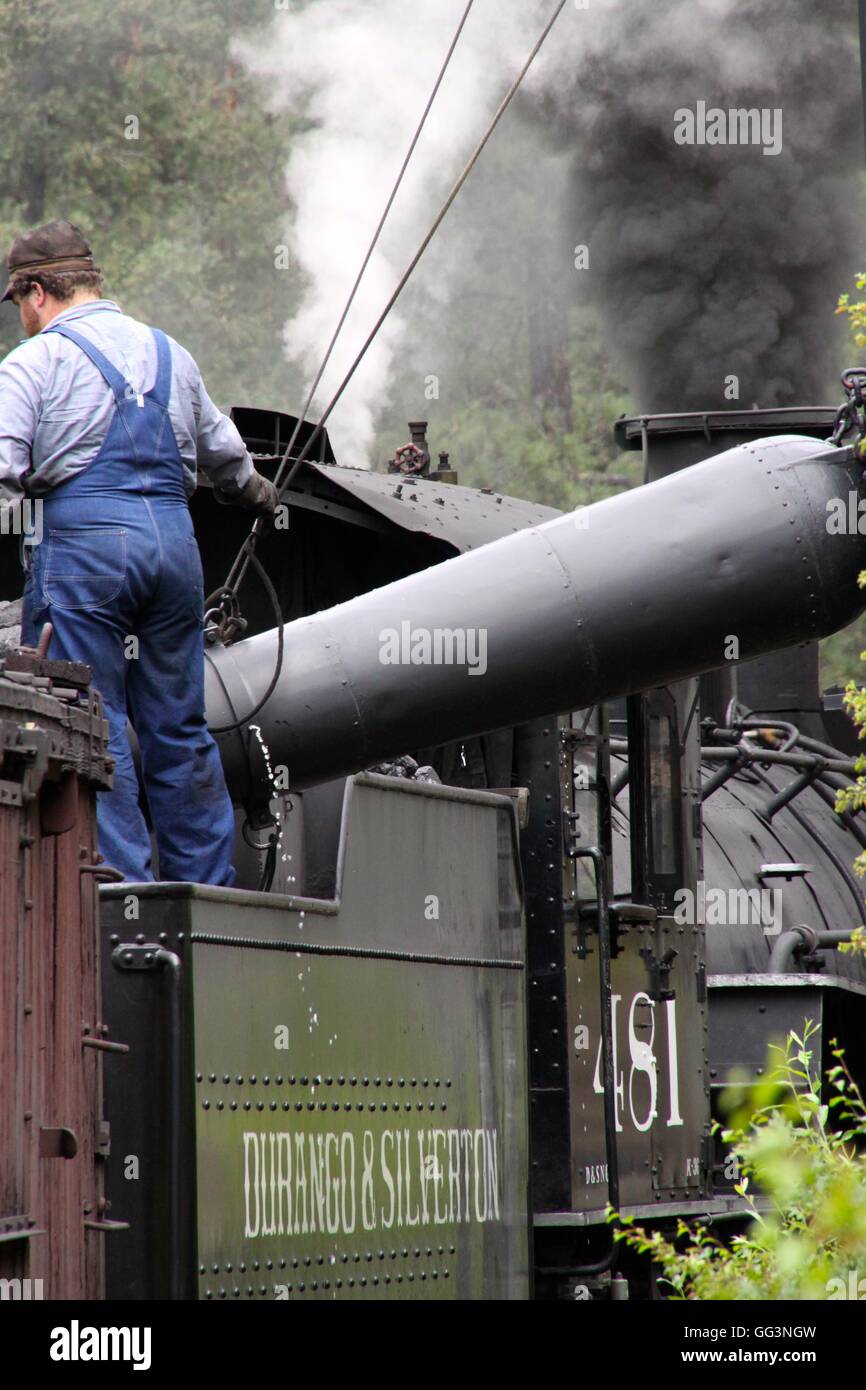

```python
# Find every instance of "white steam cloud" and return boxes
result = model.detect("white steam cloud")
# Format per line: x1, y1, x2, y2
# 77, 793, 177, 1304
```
236, 0, 567, 468
237, 0, 862, 459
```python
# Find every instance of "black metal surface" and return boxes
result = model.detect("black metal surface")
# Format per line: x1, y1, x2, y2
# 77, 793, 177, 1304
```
702, 768, 866, 980
567, 921, 708, 1210
563, 684, 708, 1217
208, 435, 866, 804
607, 746, 866, 984
307, 461, 558, 552
101, 903, 197, 1300
614, 407, 837, 484
737, 644, 825, 733
613, 408, 851, 743
707, 980, 826, 1081
230, 406, 337, 465
515, 717, 571, 1213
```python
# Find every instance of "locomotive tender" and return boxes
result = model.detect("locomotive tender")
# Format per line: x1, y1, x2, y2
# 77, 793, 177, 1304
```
4, 404, 866, 1300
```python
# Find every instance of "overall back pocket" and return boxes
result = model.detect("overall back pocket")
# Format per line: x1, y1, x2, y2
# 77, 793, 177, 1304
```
43, 528, 127, 610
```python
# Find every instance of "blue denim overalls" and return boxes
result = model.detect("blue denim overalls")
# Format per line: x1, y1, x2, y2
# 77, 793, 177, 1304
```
21, 323, 236, 885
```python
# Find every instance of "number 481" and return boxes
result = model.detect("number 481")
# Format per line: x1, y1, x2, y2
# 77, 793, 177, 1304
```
589, 992, 683, 1133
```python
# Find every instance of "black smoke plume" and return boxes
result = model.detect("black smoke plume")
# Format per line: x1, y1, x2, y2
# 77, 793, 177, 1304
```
558, 0, 864, 411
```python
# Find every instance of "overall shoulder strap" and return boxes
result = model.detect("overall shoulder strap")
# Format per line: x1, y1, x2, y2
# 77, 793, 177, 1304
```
147, 329, 172, 409
43, 322, 130, 401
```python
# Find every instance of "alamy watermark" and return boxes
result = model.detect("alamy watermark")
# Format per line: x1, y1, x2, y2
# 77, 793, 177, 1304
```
674, 101, 782, 157
0, 497, 42, 543
50, 1321, 151, 1371
826, 492, 866, 534
0, 1277, 43, 1300
379, 622, 487, 676
674, 880, 782, 936
826, 1269, 866, 1300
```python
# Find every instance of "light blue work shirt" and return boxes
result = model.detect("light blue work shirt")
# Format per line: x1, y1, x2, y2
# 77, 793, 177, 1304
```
0, 300, 253, 501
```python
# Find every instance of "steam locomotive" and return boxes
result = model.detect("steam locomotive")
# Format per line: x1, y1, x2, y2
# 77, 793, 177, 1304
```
3, 402, 866, 1301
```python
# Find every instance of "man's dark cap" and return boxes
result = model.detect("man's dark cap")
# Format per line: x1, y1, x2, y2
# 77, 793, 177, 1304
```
1, 220, 97, 303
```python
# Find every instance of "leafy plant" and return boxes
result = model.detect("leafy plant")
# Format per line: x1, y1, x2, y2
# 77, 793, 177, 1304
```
838, 925, 866, 957
835, 608, 866, 878
612, 1024, 866, 1299
820, 279, 866, 687
836, 274, 866, 349
0, 0, 305, 413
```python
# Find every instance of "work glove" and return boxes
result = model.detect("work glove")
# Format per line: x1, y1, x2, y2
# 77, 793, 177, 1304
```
214, 469, 279, 518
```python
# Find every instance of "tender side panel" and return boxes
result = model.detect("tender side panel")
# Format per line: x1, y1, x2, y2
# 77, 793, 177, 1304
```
192, 943, 528, 1300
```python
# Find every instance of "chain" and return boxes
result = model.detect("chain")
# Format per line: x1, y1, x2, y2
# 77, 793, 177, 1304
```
830, 367, 866, 447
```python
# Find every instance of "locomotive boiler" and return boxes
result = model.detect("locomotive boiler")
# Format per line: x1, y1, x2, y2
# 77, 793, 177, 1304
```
87, 405, 866, 1300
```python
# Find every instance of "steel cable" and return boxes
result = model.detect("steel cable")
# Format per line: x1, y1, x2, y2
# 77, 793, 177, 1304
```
221, 0, 569, 605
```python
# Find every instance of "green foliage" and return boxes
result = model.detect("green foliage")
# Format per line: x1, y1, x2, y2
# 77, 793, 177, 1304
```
836, 273, 866, 349
613, 1024, 866, 1299
0, 0, 304, 411
824, 277, 866, 689
834, 651, 866, 881
833, 282, 866, 856
838, 925, 866, 957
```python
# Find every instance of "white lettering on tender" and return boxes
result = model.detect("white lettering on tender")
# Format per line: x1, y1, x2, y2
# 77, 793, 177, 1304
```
242, 1126, 502, 1238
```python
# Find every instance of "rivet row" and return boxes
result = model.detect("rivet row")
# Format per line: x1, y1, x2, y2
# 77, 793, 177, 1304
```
203, 1269, 451, 1298
200, 1245, 454, 1278
202, 1099, 448, 1113
196, 1073, 452, 1089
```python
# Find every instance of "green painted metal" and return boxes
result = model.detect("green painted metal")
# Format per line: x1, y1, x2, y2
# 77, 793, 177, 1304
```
102, 774, 530, 1300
